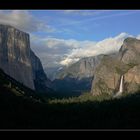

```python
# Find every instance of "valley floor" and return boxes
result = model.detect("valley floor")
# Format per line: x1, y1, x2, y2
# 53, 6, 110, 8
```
1, 85, 140, 129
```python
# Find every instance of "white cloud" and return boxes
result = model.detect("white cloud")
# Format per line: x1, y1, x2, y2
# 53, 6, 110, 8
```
136, 35, 140, 39
0, 10, 54, 33
31, 34, 96, 50
59, 32, 132, 66
63, 10, 104, 16
31, 32, 133, 67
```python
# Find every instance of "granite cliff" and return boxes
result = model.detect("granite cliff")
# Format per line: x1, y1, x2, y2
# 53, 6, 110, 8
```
0, 24, 51, 92
91, 37, 140, 96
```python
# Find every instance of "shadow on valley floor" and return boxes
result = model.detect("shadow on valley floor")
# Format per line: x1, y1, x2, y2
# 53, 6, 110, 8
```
51, 77, 93, 98
1, 87, 140, 129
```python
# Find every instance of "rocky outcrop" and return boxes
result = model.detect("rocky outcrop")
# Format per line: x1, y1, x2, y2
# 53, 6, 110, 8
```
52, 55, 103, 95
0, 24, 51, 92
56, 55, 104, 80
91, 37, 140, 96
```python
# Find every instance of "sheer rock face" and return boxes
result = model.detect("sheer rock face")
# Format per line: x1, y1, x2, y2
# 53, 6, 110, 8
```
30, 51, 52, 92
56, 55, 104, 80
0, 24, 50, 91
91, 37, 140, 95
119, 38, 140, 64
0, 24, 35, 89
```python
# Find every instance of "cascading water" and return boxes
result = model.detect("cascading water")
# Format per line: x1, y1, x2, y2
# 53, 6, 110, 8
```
114, 75, 124, 97
119, 75, 124, 93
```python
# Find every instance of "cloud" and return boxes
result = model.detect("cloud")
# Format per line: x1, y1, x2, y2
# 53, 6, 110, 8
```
30, 35, 78, 68
63, 10, 104, 16
136, 35, 140, 40
31, 32, 133, 68
0, 10, 54, 33
59, 33, 132, 65
31, 34, 96, 67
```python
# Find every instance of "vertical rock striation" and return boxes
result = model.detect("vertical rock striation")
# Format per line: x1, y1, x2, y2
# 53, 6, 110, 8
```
0, 24, 35, 89
0, 24, 51, 92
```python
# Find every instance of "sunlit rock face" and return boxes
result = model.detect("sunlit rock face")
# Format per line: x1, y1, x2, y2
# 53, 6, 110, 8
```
91, 37, 140, 96
119, 38, 140, 64
0, 24, 35, 89
0, 24, 51, 91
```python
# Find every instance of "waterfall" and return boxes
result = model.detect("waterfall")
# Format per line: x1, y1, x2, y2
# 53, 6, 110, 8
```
119, 75, 124, 93
114, 75, 124, 97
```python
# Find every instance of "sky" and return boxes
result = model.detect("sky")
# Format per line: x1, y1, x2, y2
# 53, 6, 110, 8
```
0, 10, 140, 68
